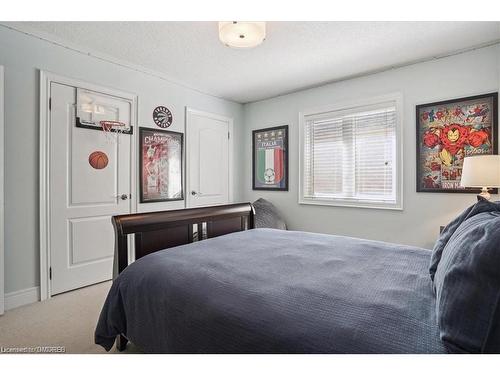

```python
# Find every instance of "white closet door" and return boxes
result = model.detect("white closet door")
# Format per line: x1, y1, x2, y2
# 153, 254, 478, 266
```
49, 82, 132, 295
186, 109, 232, 208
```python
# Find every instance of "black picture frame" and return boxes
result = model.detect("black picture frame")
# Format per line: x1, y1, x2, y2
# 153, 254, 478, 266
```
252, 125, 289, 191
416, 92, 498, 194
139, 127, 184, 203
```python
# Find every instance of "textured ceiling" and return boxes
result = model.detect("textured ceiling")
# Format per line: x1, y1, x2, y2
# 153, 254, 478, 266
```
5, 21, 500, 103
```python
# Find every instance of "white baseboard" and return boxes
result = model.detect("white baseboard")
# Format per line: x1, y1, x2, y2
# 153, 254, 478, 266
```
5, 286, 40, 311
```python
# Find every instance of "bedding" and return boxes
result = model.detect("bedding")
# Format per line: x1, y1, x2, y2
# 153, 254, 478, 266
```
433, 200, 500, 353
429, 197, 500, 282
95, 228, 446, 353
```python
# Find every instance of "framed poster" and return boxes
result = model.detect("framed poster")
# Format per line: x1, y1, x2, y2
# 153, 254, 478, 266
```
139, 127, 184, 203
252, 125, 289, 191
416, 92, 498, 193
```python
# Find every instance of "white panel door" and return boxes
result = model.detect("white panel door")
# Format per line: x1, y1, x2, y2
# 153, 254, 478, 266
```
49, 83, 132, 295
187, 109, 231, 208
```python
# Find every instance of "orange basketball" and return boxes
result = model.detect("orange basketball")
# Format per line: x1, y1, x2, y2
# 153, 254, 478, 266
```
88, 151, 109, 170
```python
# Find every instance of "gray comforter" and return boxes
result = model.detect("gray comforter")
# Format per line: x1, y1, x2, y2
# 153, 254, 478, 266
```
95, 229, 446, 353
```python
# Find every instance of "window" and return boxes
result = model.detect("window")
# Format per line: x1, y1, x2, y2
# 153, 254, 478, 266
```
300, 96, 402, 209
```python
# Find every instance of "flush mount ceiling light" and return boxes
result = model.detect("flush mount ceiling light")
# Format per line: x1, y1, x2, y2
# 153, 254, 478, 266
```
218, 21, 266, 49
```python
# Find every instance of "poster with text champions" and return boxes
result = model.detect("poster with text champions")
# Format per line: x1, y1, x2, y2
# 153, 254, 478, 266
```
140, 128, 184, 202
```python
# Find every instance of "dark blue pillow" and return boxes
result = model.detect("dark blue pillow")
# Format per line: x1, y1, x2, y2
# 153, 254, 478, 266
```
434, 210, 500, 353
430, 198, 500, 282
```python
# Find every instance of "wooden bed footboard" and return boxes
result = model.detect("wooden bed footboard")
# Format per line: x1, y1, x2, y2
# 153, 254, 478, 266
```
112, 202, 255, 275
111, 202, 254, 351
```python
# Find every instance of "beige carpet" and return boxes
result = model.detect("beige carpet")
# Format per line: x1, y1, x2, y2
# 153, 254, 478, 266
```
0, 281, 140, 354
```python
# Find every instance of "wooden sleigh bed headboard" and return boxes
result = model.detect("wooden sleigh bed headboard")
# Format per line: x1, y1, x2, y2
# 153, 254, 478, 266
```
112, 203, 255, 275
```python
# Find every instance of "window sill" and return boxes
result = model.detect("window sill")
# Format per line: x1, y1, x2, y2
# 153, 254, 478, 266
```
298, 197, 403, 211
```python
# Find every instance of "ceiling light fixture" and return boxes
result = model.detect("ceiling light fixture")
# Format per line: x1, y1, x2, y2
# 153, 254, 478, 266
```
218, 21, 266, 49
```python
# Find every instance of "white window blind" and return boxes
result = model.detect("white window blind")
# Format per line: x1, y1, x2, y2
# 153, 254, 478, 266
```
302, 101, 400, 209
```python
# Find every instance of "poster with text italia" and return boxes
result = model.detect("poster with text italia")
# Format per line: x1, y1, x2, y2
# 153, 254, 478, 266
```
253, 125, 288, 191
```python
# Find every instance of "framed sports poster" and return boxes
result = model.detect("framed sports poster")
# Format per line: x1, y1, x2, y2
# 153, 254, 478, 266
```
416, 92, 498, 193
139, 127, 184, 203
252, 125, 289, 191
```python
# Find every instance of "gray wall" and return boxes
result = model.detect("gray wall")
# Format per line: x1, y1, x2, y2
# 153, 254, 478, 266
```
241, 45, 500, 250
1, 25, 499, 296
0, 26, 244, 294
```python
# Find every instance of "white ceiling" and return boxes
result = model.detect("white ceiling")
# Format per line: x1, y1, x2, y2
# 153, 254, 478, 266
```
6, 22, 500, 103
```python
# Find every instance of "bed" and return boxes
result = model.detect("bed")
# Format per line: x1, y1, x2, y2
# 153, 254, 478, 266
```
95, 201, 500, 354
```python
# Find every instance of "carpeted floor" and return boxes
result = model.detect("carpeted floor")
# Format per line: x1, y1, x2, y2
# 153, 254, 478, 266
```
0, 281, 140, 354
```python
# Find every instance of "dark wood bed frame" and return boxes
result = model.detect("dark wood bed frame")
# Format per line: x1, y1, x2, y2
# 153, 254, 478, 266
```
111, 202, 255, 351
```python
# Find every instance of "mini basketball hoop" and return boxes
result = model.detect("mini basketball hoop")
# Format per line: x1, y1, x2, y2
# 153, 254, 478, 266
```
100, 120, 130, 144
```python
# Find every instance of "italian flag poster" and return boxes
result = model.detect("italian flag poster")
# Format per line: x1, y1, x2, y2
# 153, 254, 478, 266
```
253, 125, 288, 190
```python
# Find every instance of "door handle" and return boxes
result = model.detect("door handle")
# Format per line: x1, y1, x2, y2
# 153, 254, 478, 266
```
191, 191, 197, 196
119, 194, 129, 201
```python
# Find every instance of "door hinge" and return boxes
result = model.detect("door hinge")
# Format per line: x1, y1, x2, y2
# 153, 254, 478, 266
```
49, 97, 52, 111
228, 132, 230, 139
49, 267, 52, 280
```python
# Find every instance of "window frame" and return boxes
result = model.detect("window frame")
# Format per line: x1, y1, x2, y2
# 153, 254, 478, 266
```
298, 93, 404, 210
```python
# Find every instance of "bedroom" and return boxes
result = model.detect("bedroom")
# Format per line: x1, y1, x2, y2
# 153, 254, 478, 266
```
1, 1, 500, 373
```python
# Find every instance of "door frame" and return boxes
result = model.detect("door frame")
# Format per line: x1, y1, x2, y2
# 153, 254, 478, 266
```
185, 107, 234, 208
39, 71, 138, 300
0, 66, 5, 314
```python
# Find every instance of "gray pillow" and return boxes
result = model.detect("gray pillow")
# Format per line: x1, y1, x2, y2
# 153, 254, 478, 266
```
430, 197, 500, 282
252, 198, 287, 230
434, 206, 500, 353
